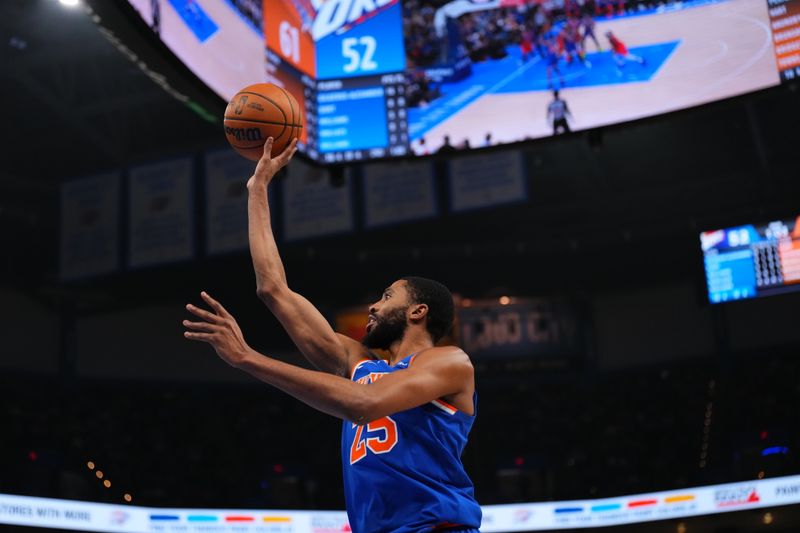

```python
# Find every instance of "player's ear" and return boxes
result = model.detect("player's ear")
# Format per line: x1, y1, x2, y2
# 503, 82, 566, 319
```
409, 303, 429, 322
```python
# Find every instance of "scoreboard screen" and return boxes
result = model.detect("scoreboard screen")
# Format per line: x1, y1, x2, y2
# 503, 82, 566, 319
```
266, 0, 410, 161
768, 0, 800, 82
123, 0, 792, 163
701, 216, 800, 303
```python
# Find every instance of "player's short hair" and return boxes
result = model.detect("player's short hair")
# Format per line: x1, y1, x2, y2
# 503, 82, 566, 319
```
401, 276, 455, 343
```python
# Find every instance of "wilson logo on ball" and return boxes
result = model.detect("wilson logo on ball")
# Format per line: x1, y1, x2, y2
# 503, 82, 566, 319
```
225, 126, 263, 142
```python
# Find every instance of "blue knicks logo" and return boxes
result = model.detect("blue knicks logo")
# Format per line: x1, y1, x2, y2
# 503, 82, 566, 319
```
312, 0, 399, 41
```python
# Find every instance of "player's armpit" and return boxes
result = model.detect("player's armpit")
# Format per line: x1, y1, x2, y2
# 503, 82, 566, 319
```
259, 286, 368, 377
352, 347, 474, 423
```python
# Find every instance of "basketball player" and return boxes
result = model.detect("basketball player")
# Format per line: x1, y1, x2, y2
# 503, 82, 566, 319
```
547, 90, 573, 135
562, 17, 591, 68
519, 28, 535, 64
580, 11, 601, 52
605, 31, 645, 71
183, 138, 482, 533
543, 31, 565, 90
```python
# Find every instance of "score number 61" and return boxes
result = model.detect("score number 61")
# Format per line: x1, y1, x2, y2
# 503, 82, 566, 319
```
343, 36, 378, 73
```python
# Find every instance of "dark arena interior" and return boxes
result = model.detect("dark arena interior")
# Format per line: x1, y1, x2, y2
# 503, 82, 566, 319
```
1, 1, 800, 533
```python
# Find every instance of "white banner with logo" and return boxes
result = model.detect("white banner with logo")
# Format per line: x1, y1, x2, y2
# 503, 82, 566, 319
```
363, 160, 437, 228
59, 172, 121, 280
128, 158, 194, 268
282, 160, 354, 241
449, 150, 527, 212
3, 475, 800, 532
204, 148, 255, 255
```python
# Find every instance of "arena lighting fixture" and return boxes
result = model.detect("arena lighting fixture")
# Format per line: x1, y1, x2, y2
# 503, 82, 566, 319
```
86, 461, 95, 470
58, 0, 80, 7
123, 493, 132, 502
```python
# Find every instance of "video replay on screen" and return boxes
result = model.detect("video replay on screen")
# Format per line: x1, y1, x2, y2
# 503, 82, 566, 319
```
124, 0, 798, 162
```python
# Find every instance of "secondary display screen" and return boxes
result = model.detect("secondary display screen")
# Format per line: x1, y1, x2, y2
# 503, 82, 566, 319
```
124, 0, 792, 162
701, 216, 800, 303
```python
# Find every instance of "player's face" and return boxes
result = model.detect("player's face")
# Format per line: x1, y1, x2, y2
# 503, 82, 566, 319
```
363, 281, 411, 350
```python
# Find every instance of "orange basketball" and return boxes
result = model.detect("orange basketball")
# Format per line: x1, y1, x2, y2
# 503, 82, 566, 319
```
223, 83, 304, 161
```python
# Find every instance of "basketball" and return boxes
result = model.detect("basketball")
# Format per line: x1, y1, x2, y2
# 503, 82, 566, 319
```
223, 83, 303, 161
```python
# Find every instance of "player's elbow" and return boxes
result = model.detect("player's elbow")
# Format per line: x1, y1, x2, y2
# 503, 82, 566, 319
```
344, 390, 380, 425
256, 283, 289, 304
256, 286, 275, 303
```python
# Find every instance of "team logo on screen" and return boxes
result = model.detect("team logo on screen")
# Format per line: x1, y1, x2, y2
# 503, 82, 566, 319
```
311, 0, 399, 41
700, 230, 725, 252
713, 486, 760, 508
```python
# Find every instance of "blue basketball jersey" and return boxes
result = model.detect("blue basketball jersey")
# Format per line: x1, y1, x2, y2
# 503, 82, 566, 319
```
341, 354, 481, 533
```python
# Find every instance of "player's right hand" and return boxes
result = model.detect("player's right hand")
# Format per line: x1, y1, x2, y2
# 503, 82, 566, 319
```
248, 137, 298, 190
184, 291, 253, 368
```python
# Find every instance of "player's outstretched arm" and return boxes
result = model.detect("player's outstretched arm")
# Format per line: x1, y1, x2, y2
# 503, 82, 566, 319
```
246, 138, 365, 377
183, 293, 472, 422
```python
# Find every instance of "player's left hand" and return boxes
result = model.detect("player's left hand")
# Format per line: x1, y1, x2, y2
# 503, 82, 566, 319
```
183, 291, 252, 368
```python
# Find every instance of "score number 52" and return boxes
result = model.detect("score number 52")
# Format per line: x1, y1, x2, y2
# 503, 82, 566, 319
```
342, 36, 378, 73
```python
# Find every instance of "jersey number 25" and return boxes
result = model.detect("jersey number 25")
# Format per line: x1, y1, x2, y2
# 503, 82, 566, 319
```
350, 416, 399, 464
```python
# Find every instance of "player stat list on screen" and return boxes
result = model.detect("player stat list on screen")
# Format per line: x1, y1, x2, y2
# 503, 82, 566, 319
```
701, 216, 800, 303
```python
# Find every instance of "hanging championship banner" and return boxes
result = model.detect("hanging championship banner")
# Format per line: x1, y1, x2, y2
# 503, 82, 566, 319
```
282, 159, 354, 241
363, 160, 437, 228
449, 150, 527, 212
128, 158, 194, 268
204, 148, 254, 255
60, 172, 121, 280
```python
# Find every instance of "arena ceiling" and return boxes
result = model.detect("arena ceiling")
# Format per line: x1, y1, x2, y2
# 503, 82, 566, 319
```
0, 0, 221, 181
1, 0, 798, 301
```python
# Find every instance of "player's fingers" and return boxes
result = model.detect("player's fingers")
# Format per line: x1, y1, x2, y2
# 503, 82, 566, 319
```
182, 320, 218, 333
277, 138, 298, 166
184, 331, 214, 342
201, 291, 230, 317
185, 303, 223, 323
262, 137, 274, 159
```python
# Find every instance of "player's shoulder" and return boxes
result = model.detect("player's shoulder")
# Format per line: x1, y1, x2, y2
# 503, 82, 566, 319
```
413, 345, 473, 368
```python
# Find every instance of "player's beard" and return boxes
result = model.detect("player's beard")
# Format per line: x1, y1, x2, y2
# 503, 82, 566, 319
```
363, 306, 408, 351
